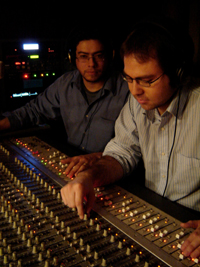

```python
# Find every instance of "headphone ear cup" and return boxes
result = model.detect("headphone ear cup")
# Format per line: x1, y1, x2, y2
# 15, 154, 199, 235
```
68, 52, 72, 64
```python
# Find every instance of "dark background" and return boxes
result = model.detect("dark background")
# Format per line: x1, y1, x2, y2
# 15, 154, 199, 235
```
0, 1, 200, 62
0, 0, 199, 112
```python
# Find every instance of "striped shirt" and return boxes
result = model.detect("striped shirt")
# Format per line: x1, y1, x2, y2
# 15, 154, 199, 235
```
103, 82, 200, 212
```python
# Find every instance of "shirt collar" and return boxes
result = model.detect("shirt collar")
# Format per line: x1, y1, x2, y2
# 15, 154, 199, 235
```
71, 69, 116, 95
144, 85, 190, 122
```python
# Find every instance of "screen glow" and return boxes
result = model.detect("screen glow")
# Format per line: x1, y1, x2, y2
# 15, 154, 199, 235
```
30, 55, 39, 59
12, 92, 38, 98
23, 44, 39, 50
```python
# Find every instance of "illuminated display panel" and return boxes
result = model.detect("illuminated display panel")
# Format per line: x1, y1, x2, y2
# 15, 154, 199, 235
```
23, 44, 39, 50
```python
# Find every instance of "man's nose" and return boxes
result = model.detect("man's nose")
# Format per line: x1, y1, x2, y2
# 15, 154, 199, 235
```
88, 56, 96, 66
128, 81, 144, 96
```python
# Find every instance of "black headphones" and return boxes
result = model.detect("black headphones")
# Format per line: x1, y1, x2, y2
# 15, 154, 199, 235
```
130, 17, 194, 84
67, 49, 74, 65
66, 25, 115, 67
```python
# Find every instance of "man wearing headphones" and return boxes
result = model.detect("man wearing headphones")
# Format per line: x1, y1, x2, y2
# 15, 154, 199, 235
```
61, 18, 200, 259
0, 26, 129, 177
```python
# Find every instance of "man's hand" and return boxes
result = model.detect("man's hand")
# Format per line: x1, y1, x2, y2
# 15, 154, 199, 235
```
61, 152, 102, 178
181, 220, 200, 259
60, 155, 124, 219
60, 172, 95, 219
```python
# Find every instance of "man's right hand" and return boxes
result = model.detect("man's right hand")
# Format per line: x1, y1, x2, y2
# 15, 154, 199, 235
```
60, 172, 95, 219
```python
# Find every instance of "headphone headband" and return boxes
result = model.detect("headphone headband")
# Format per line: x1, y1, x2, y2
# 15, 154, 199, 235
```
130, 17, 194, 83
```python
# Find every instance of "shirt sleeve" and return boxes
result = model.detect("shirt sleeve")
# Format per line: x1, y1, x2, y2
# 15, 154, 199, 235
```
103, 95, 142, 176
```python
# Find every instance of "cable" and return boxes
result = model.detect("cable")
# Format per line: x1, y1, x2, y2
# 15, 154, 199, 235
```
162, 89, 181, 197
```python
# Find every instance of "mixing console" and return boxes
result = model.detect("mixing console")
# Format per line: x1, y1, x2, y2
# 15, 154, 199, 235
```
0, 136, 199, 267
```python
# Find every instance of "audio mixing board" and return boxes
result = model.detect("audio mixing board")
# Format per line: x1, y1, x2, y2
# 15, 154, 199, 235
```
0, 136, 199, 267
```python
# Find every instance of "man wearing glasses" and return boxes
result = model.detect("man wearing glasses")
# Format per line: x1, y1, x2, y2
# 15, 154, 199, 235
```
61, 18, 200, 259
0, 26, 129, 177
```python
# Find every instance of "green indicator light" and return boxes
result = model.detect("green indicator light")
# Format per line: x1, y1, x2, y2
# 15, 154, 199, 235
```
33, 74, 37, 77
41, 160, 44, 163
59, 172, 61, 176
52, 72, 55, 76
30, 55, 39, 59
44, 163, 47, 165
16, 142, 19, 145
45, 73, 49, 77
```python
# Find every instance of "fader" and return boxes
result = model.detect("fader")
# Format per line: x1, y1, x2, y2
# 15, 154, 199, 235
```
0, 136, 199, 266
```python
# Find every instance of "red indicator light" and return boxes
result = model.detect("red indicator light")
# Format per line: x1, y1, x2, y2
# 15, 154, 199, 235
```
23, 74, 29, 79
48, 48, 54, 52
15, 62, 21, 65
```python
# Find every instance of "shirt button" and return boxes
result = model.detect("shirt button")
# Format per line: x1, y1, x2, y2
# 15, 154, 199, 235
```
161, 127, 165, 131
86, 115, 88, 118
161, 152, 165, 156
162, 175, 166, 178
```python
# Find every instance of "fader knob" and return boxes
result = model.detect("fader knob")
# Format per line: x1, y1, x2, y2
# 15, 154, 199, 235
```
32, 245, 37, 254
52, 256, 59, 266
52, 188, 56, 195
126, 247, 131, 256
44, 260, 50, 267
60, 221, 65, 229
21, 232, 26, 241
3, 255, 8, 264
17, 226, 22, 235
79, 238, 84, 247
96, 224, 101, 231
57, 192, 61, 200
35, 236, 39, 245
46, 249, 51, 258
27, 238, 32, 247
12, 251, 17, 261
118, 241, 123, 249
110, 235, 115, 243
101, 258, 107, 266
45, 206, 49, 213
86, 244, 91, 253
89, 218, 94, 226
12, 221, 17, 229
103, 229, 108, 237
7, 244, 12, 254
135, 254, 140, 262
94, 251, 98, 259
38, 252, 43, 261
41, 242, 45, 251
17, 259, 22, 267
2, 238, 7, 247
73, 232, 77, 240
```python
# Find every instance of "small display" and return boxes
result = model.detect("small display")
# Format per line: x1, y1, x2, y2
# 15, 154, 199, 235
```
23, 43, 39, 50
11, 92, 38, 98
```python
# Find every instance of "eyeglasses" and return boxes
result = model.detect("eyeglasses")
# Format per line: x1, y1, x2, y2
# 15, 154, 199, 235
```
122, 72, 165, 87
76, 53, 105, 63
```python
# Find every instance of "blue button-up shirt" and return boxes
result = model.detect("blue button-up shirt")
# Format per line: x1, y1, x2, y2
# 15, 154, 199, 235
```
6, 70, 129, 153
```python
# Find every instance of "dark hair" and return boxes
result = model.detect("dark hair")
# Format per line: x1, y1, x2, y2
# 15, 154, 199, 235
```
121, 18, 194, 85
68, 24, 114, 64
